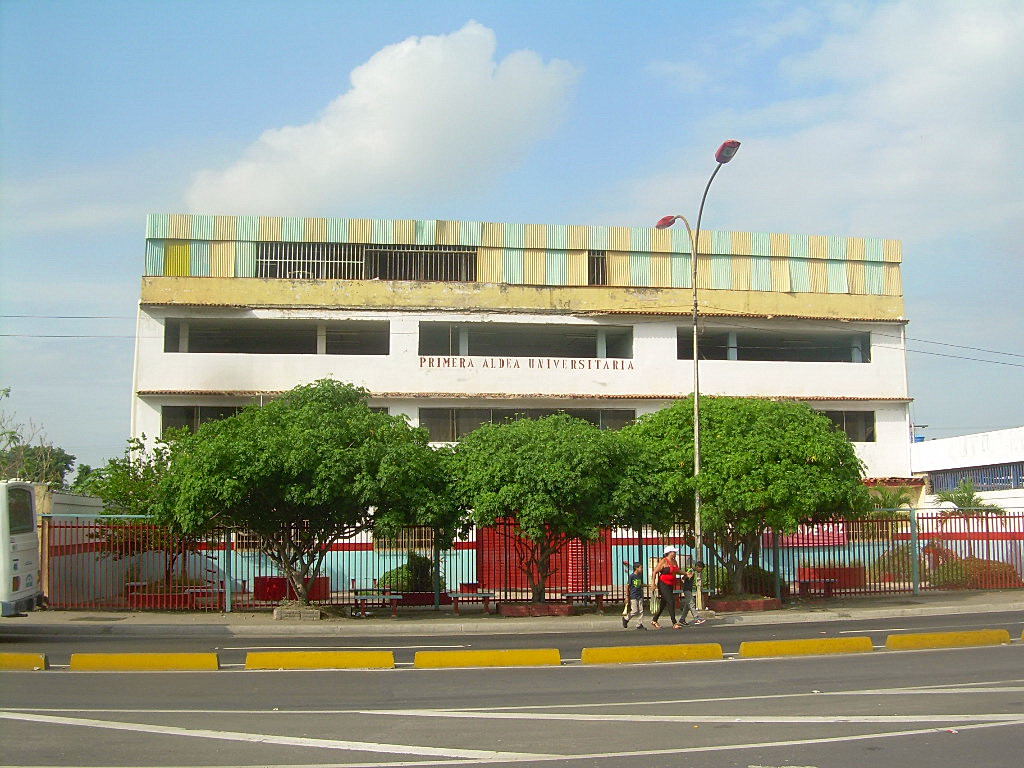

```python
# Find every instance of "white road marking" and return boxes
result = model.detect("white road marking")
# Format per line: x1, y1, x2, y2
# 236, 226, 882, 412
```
840, 621, 1022, 634
0, 711, 552, 760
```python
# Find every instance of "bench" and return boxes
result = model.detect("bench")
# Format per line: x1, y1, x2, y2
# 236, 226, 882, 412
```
563, 591, 608, 613
353, 592, 404, 617
447, 591, 496, 615
797, 578, 837, 598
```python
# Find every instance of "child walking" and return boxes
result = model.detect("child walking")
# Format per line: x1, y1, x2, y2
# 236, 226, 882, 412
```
621, 562, 647, 630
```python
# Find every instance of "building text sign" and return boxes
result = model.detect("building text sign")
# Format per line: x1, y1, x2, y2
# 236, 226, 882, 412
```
419, 356, 636, 371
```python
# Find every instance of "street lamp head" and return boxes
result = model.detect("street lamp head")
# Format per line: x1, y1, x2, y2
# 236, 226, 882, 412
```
715, 139, 741, 164
655, 215, 679, 229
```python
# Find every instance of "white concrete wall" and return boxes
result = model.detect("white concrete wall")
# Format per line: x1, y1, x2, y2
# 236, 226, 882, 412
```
912, 427, 1024, 472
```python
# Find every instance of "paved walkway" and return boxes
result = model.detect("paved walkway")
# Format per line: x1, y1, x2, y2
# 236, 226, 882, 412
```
9, 589, 1023, 637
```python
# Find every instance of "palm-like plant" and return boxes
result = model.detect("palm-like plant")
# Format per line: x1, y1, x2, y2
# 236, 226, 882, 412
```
871, 485, 914, 516
935, 479, 1006, 517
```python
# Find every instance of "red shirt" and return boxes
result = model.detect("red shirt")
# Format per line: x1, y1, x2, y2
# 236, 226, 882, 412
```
658, 564, 680, 585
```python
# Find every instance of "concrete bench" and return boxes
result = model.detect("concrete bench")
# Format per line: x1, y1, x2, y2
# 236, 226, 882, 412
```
797, 579, 837, 598
447, 591, 496, 615
353, 593, 403, 617
563, 591, 608, 612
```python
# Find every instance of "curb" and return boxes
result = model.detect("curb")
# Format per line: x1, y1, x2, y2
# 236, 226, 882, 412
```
413, 648, 561, 668
738, 637, 874, 658
885, 629, 1013, 650
0, 653, 48, 671
581, 643, 722, 664
244, 650, 395, 670
69, 653, 220, 671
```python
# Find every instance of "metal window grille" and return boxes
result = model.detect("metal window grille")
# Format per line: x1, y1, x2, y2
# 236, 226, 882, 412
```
588, 250, 607, 285
374, 526, 436, 553
930, 462, 1024, 492
365, 244, 477, 282
256, 242, 365, 280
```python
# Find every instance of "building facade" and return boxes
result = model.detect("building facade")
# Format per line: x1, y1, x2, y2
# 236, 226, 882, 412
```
912, 426, 1024, 509
131, 213, 912, 480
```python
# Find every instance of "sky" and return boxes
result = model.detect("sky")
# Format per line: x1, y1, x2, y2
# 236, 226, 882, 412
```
1, 0, 1022, 472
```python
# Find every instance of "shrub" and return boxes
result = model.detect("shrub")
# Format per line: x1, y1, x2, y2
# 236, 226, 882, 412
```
931, 559, 969, 589
380, 550, 445, 592
709, 564, 788, 598
933, 557, 1024, 589
869, 543, 930, 581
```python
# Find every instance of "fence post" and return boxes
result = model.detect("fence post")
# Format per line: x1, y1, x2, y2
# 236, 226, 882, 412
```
432, 531, 441, 610
772, 529, 781, 602
224, 530, 233, 613
910, 508, 920, 595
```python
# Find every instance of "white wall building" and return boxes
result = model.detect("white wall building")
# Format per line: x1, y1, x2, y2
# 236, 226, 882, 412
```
913, 427, 1024, 509
131, 214, 914, 481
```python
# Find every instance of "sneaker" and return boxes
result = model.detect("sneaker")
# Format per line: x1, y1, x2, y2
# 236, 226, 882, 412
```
694, 618, 706, 625
622, 617, 629, 628
636, 624, 647, 630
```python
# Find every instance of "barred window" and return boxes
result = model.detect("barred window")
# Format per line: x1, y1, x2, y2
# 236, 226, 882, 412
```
373, 526, 436, 553
253, 242, 477, 282
930, 462, 1023, 492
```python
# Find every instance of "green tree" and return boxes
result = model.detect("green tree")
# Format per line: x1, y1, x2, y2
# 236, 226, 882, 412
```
159, 380, 453, 604
934, 479, 1005, 559
871, 485, 914, 514
449, 414, 628, 602
0, 388, 77, 487
625, 397, 870, 595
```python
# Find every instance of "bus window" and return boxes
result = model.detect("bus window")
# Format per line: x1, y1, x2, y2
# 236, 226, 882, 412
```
7, 487, 34, 535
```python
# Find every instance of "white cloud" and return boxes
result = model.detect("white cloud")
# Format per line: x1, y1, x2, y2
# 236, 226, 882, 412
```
184, 21, 580, 216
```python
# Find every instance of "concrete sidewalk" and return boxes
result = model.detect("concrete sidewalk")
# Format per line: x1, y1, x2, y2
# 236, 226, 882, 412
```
6, 589, 1023, 637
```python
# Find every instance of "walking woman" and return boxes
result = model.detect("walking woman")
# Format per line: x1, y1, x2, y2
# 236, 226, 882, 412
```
650, 546, 682, 629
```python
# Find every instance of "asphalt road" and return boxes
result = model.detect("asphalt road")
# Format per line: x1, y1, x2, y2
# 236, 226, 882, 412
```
2, 610, 1022, 666
2, 641, 1022, 767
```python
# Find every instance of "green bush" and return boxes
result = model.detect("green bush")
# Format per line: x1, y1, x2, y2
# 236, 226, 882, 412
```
709, 564, 788, 598
931, 559, 969, 588
869, 543, 930, 581
933, 557, 1024, 589
380, 550, 445, 592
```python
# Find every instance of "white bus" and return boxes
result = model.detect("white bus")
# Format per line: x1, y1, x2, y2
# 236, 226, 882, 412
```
1, 480, 43, 616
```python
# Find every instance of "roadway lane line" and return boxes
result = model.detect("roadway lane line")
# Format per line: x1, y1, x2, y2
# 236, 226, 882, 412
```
840, 621, 1023, 634
0, 711, 554, 760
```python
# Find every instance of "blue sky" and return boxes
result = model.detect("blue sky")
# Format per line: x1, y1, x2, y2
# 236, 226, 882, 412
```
1, 0, 1022, 471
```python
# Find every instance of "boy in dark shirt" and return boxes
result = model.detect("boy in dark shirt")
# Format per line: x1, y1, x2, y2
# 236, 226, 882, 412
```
622, 562, 648, 630
679, 562, 706, 625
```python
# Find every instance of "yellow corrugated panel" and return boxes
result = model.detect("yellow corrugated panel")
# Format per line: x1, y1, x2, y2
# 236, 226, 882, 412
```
392, 219, 415, 244
650, 228, 672, 253
884, 263, 902, 295
649, 254, 672, 287
304, 218, 328, 242
769, 232, 790, 257
481, 221, 505, 247
731, 231, 753, 256
608, 226, 630, 252
847, 260, 865, 294
809, 259, 828, 293
164, 241, 190, 276
259, 216, 281, 241
846, 237, 865, 260
883, 239, 902, 262
731, 255, 751, 290
770, 256, 791, 292
808, 234, 828, 259
210, 242, 235, 277
523, 248, 545, 284
695, 255, 712, 288
567, 249, 588, 285
348, 218, 372, 243
169, 214, 192, 240
525, 223, 547, 250
567, 225, 590, 250
435, 220, 460, 245
213, 216, 237, 241
607, 252, 631, 285
696, 230, 714, 256
477, 247, 504, 283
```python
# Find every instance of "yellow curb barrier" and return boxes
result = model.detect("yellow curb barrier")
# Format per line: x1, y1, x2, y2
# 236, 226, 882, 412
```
69, 653, 220, 671
739, 637, 874, 658
245, 651, 395, 670
414, 649, 561, 668
581, 643, 723, 665
885, 629, 1012, 651
0, 653, 48, 671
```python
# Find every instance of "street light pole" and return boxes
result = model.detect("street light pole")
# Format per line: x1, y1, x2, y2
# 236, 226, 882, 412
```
655, 139, 740, 612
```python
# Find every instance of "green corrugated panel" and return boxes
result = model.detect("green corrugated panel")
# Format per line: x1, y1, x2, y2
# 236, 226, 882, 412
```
415, 219, 436, 245
864, 262, 885, 294
790, 258, 811, 292
826, 259, 848, 293
281, 217, 304, 242
711, 254, 731, 288
547, 224, 568, 250
504, 222, 525, 249
545, 250, 569, 285
371, 219, 393, 244
864, 238, 884, 262
189, 241, 211, 276
751, 255, 772, 291
712, 230, 732, 255
671, 254, 691, 288
670, 227, 691, 255
235, 242, 257, 277
750, 232, 771, 257
460, 220, 482, 246
789, 233, 810, 259
236, 216, 259, 241
630, 227, 651, 253
146, 214, 169, 239
191, 214, 214, 240
145, 240, 165, 275
502, 248, 524, 283
630, 252, 652, 287
327, 218, 348, 243
827, 235, 847, 261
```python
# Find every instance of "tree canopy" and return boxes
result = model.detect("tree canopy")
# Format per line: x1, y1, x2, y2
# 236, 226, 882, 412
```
159, 380, 452, 603
1, 387, 77, 487
448, 413, 629, 601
